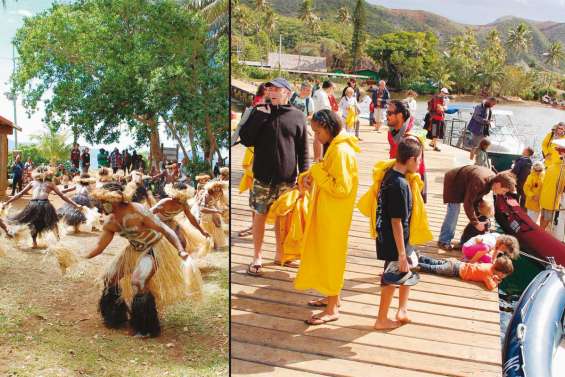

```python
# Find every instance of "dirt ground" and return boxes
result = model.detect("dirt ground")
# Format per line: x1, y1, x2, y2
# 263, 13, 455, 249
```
0, 195, 228, 377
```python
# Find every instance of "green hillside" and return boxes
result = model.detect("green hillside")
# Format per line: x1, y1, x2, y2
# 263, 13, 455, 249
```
243, 0, 564, 72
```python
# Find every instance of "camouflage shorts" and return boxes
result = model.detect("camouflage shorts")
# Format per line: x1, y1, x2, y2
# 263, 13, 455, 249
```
249, 179, 294, 215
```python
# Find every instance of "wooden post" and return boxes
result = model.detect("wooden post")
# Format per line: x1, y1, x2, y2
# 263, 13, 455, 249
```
0, 134, 8, 197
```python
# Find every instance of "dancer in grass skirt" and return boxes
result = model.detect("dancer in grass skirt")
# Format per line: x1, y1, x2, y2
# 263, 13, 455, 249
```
151, 182, 210, 253
85, 182, 195, 337
58, 173, 96, 233
199, 181, 228, 250
1, 167, 82, 248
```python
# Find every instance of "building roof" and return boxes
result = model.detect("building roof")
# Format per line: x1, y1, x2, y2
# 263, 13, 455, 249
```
0, 115, 21, 131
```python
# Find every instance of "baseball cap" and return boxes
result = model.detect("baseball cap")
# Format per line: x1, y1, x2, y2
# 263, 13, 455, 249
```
441, 87, 449, 94
266, 77, 292, 92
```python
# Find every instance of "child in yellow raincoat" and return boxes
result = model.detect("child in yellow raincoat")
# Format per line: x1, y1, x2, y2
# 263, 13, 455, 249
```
523, 161, 544, 223
294, 109, 360, 326
238, 147, 254, 237
540, 123, 565, 230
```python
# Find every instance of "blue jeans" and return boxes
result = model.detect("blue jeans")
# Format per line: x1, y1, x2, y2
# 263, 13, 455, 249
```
439, 203, 461, 244
418, 255, 461, 277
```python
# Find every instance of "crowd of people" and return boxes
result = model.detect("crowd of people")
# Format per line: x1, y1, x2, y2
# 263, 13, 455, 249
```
2, 148, 230, 338
234, 76, 565, 330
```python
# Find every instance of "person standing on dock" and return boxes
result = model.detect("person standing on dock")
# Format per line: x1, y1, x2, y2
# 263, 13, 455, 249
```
313, 81, 335, 161
426, 87, 449, 152
511, 147, 534, 207
373, 138, 423, 330
369, 80, 390, 132
467, 97, 496, 160
239, 77, 309, 276
438, 167, 516, 251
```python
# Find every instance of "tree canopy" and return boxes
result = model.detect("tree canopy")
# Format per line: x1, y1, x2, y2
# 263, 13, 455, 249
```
11, 0, 227, 170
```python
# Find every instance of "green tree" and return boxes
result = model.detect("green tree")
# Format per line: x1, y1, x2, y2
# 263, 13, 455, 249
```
446, 31, 480, 93
299, 0, 319, 33
336, 6, 351, 23
183, 0, 228, 38
477, 29, 506, 94
506, 22, 531, 57
367, 31, 439, 88
30, 126, 72, 166
351, 0, 366, 70
11, 0, 211, 169
543, 41, 564, 89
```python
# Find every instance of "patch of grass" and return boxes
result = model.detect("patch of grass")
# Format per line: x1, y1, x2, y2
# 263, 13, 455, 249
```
0, 249, 229, 377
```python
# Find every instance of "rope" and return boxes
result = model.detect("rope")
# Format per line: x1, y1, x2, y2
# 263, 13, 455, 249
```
518, 250, 553, 265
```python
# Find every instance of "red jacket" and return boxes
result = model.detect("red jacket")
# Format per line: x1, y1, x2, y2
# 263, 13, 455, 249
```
428, 95, 445, 121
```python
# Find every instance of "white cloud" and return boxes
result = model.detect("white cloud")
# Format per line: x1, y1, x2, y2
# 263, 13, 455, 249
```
16, 9, 33, 18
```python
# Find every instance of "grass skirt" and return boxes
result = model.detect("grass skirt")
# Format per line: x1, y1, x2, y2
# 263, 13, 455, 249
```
58, 193, 91, 226
9, 199, 59, 237
167, 215, 206, 254
102, 238, 198, 311
201, 213, 227, 249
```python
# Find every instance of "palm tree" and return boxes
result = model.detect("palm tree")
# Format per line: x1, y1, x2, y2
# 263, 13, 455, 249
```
543, 41, 564, 88
351, 0, 366, 70
506, 23, 531, 55
255, 0, 268, 10
544, 41, 565, 67
263, 8, 277, 57
431, 64, 454, 92
183, 0, 228, 38
336, 6, 351, 23
299, 0, 318, 25
31, 127, 72, 166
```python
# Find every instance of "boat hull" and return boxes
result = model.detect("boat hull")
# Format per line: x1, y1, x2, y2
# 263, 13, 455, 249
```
502, 267, 565, 377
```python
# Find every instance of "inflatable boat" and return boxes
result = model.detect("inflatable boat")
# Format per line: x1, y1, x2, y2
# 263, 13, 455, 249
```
502, 266, 565, 377
495, 194, 565, 266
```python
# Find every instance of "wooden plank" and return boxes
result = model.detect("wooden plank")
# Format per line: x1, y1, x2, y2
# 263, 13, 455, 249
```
231, 284, 501, 339
232, 324, 501, 376
232, 341, 444, 377
231, 359, 326, 377
231, 309, 501, 364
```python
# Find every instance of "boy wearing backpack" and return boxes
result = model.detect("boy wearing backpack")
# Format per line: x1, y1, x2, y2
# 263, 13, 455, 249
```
290, 82, 315, 121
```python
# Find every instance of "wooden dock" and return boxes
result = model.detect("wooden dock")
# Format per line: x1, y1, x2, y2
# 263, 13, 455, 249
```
230, 106, 502, 376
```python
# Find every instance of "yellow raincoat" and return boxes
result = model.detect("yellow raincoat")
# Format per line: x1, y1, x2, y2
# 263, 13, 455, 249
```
540, 135, 565, 210
239, 147, 254, 193
294, 134, 360, 296
266, 183, 310, 264
523, 171, 544, 212
357, 159, 432, 245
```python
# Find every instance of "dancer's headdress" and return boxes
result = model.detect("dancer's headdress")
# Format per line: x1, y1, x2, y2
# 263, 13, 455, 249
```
91, 182, 135, 203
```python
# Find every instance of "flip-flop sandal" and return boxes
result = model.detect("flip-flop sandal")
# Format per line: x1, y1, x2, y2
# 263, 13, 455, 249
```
237, 229, 253, 237
304, 315, 339, 326
307, 299, 341, 308
274, 260, 300, 268
307, 299, 327, 307
247, 263, 263, 276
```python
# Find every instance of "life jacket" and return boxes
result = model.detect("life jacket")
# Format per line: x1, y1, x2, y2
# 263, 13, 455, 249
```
329, 95, 339, 112
387, 117, 415, 159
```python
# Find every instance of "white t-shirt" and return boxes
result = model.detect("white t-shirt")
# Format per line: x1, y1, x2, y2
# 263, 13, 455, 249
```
313, 89, 331, 111
339, 96, 358, 119
406, 98, 417, 116
463, 232, 499, 249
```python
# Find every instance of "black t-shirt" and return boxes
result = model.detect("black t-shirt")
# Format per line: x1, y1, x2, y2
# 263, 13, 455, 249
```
376, 169, 413, 261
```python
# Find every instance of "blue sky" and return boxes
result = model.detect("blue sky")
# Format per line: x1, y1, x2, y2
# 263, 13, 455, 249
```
370, 0, 565, 25
0, 0, 173, 151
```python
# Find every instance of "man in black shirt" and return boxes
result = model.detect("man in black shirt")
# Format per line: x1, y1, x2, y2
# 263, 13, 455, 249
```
239, 77, 309, 276
374, 138, 422, 330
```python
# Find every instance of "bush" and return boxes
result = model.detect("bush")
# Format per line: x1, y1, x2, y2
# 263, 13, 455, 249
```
246, 67, 271, 80
406, 81, 436, 94
532, 87, 557, 100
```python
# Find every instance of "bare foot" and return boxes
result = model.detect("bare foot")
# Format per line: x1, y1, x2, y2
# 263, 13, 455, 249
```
374, 318, 400, 330
396, 309, 412, 324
